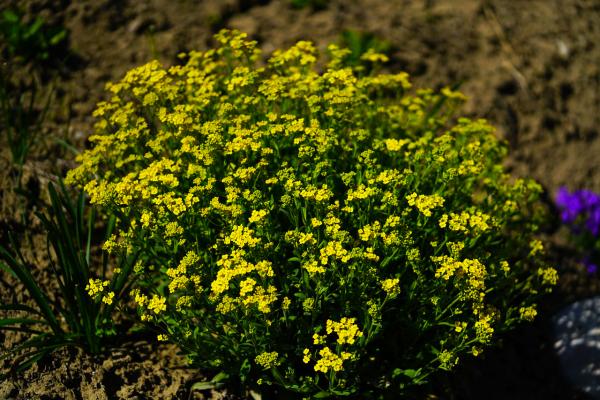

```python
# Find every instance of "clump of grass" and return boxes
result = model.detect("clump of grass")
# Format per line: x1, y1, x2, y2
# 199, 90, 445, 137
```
0, 9, 68, 183
0, 9, 68, 66
0, 71, 53, 181
0, 182, 137, 377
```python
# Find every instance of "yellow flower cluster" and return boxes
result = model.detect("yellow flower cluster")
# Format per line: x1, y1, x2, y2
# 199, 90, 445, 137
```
439, 210, 491, 233
474, 314, 495, 343
102, 291, 115, 305
358, 222, 381, 242
166, 250, 200, 293
346, 184, 378, 202
303, 260, 325, 275
313, 347, 352, 373
249, 209, 268, 224
529, 239, 544, 256
303, 318, 362, 374
326, 317, 363, 345
384, 138, 409, 152
86, 278, 109, 297
224, 225, 260, 248
406, 192, 445, 217
255, 351, 280, 369
519, 305, 537, 321
241, 285, 278, 313
380, 278, 401, 297
438, 350, 458, 370
432, 256, 487, 304
538, 267, 558, 286
320, 240, 351, 265
147, 295, 167, 314
300, 184, 333, 202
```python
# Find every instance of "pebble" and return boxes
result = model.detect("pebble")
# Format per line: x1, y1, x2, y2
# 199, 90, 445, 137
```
553, 296, 600, 398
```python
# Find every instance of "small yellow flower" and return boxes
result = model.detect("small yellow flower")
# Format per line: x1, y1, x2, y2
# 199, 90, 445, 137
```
157, 334, 168, 341
302, 348, 311, 364
538, 267, 558, 286
313, 333, 326, 345
529, 239, 544, 256
102, 291, 115, 305
519, 305, 537, 321
454, 321, 467, 333
148, 295, 167, 314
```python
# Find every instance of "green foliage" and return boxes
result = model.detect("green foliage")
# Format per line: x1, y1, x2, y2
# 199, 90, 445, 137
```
0, 71, 53, 178
66, 30, 556, 397
0, 182, 136, 377
0, 9, 67, 65
0, 10, 68, 182
339, 29, 391, 69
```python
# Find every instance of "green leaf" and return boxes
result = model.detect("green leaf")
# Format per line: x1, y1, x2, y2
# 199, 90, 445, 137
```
190, 381, 217, 391
0, 245, 61, 333
1, 10, 19, 24
211, 371, 229, 382
0, 260, 16, 277
190, 372, 228, 392
239, 358, 251, 381
49, 29, 67, 46
392, 368, 421, 379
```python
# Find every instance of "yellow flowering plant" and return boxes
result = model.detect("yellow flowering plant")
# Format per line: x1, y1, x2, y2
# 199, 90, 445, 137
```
66, 30, 556, 397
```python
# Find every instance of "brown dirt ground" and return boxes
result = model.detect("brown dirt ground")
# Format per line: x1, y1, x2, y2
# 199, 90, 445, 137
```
1, 0, 600, 398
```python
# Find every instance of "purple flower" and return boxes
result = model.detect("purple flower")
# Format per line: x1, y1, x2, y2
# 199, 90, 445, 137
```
582, 258, 598, 275
556, 187, 583, 224
555, 187, 600, 236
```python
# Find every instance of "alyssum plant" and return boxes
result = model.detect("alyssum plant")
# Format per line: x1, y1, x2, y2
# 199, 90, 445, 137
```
66, 30, 557, 397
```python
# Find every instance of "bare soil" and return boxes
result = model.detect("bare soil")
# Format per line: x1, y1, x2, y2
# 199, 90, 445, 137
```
1, 0, 599, 398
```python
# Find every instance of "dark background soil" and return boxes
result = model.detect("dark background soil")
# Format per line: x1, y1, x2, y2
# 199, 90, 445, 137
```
1, 0, 599, 398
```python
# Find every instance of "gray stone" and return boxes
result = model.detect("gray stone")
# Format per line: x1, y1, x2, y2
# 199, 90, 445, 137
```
553, 296, 600, 398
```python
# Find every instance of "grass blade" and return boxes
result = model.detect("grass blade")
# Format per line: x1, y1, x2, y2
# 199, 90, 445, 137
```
0, 245, 61, 334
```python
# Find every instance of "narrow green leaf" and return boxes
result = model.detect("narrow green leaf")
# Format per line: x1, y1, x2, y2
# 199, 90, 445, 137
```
190, 382, 218, 391
0, 260, 16, 277
0, 246, 61, 334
